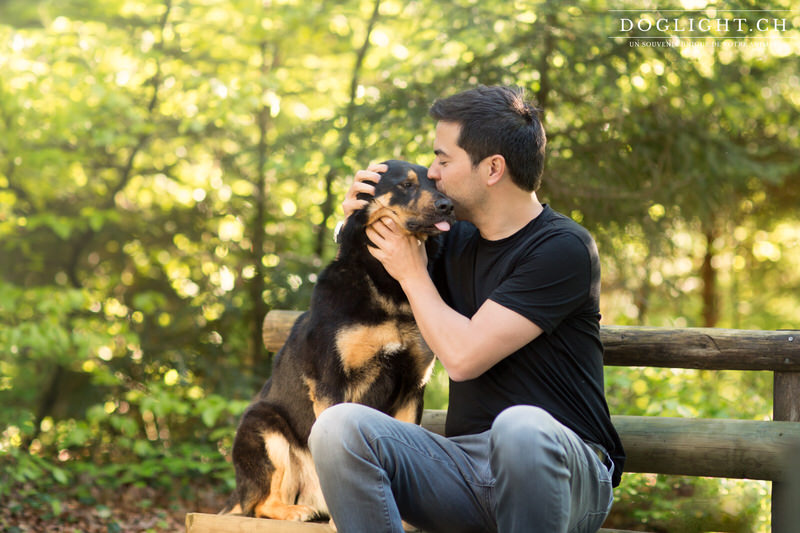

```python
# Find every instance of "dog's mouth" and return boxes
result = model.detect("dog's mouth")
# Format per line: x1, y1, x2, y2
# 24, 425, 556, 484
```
405, 214, 455, 235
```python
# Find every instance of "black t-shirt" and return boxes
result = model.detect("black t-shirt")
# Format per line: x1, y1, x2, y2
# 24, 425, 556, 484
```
430, 205, 624, 486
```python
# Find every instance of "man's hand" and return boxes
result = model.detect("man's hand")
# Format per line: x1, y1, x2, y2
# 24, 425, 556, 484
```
342, 163, 388, 219
365, 217, 428, 284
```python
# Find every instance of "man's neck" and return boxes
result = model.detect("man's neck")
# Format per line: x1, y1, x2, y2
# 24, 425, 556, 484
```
473, 192, 543, 241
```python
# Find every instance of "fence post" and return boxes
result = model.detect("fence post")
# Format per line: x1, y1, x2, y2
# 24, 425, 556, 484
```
772, 369, 800, 532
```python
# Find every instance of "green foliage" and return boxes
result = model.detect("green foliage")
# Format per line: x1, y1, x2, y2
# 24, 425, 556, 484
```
1, 0, 799, 530
1, 385, 245, 528
609, 474, 767, 533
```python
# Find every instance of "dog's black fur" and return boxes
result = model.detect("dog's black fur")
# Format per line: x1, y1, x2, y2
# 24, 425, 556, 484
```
223, 160, 454, 521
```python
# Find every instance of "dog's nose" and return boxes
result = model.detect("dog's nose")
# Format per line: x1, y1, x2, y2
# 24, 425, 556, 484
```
435, 197, 454, 216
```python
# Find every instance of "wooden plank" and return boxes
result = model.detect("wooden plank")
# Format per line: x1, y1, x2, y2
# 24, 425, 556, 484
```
421, 410, 800, 481
602, 325, 800, 370
772, 370, 800, 533
774, 371, 800, 422
186, 513, 644, 533
263, 310, 800, 371
771, 438, 800, 533
611, 415, 800, 481
186, 514, 333, 533
263, 310, 302, 353
419, 409, 446, 436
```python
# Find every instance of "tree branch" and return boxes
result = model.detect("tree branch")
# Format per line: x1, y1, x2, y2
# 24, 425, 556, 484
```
314, 0, 382, 257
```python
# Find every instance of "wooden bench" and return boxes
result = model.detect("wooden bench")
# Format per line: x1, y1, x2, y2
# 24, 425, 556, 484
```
187, 310, 800, 533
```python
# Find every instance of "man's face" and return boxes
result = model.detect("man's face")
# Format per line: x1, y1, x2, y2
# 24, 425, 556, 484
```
428, 121, 482, 220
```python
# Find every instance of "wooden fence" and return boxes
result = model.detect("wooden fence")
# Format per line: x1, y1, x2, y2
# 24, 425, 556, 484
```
186, 311, 800, 532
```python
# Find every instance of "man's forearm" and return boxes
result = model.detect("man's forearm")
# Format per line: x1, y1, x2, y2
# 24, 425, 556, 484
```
399, 274, 478, 381
400, 270, 544, 382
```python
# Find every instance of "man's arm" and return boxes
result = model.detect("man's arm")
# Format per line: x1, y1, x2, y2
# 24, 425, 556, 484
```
366, 217, 543, 381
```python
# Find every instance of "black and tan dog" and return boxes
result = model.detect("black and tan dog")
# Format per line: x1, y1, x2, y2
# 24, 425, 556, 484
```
223, 160, 454, 521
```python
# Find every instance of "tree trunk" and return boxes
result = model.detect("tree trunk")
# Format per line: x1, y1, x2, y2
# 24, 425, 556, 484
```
314, 0, 381, 257
701, 226, 718, 327
535, 6, 556, 114
249, 37, 278, 368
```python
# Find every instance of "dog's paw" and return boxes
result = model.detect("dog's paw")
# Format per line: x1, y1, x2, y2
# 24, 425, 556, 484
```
288, 504, 318, 522
218, 503, 243, 515
255, 502, 318, 522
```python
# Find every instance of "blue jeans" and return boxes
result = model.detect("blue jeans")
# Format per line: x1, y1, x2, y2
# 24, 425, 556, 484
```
308, 403, 614, 533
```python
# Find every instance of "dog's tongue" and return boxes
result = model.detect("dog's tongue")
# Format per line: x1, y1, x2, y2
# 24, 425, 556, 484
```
434, 221, 451, 232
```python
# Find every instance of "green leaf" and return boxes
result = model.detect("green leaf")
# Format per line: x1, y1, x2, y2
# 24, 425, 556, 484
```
52, 467, 69, 485
201, 407, 217, 428
49, 498, 62, 516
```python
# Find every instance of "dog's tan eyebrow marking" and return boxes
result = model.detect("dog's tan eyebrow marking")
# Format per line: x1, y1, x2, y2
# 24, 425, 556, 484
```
406, 170, 419, 183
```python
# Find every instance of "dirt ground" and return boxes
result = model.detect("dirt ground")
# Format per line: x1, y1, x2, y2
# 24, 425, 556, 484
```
1, 485, 225, 532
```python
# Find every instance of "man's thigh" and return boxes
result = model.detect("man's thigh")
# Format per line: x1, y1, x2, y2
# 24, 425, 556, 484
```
344, 405, 498, 533
490, 405, 614, 533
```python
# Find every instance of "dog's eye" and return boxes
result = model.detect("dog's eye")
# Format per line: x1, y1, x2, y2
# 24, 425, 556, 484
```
400, 181, 414, 189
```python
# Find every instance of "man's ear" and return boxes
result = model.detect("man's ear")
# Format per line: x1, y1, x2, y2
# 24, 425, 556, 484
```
485, 155, 506, 187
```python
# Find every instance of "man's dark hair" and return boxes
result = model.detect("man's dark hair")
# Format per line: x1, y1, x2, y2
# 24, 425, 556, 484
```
429, 85, 546, 192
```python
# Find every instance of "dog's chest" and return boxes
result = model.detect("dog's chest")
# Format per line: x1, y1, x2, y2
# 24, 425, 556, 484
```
334, 318, 428, 374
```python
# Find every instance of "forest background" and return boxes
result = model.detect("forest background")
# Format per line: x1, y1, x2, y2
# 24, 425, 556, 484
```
1, 0, 799, 531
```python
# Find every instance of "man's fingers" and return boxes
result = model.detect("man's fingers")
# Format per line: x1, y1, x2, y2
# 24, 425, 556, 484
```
366, 163, 388, 174
343, 164, 386, 219
350, 180, 377, 196
366, 220, 386, 240
346, 169, 381, 202
342, 198, 368, 216
366, 218, 397, 246
365, 226, 384, 254
354, 168, 382, 186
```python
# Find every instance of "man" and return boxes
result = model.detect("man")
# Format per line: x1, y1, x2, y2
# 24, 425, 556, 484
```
308, 85, 624, 533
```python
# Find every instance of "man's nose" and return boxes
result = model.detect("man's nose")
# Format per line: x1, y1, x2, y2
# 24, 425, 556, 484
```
427, 164, 440, 180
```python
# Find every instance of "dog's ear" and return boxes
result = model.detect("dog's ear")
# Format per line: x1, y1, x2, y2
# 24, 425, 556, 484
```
338, 202, 370, 251
425, 233, 444, 261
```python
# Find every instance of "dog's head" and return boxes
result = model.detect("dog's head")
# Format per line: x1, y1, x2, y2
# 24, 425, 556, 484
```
360, 160, 454, 238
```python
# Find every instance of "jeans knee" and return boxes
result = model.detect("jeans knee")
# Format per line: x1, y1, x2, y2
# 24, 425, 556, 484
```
491, 405, 562, 465
308, 403, 379, 471
310, 403, 360, 451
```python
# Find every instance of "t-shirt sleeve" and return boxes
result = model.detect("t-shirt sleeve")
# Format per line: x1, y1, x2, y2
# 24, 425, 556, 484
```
488, 232, 591, 334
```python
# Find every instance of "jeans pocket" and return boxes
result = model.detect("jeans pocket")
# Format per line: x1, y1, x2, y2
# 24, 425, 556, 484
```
572, 510, 610, 533
571, 479, 613, 533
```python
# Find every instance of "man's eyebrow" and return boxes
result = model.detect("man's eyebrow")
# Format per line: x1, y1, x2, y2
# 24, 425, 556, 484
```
434, 148, 448, 157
